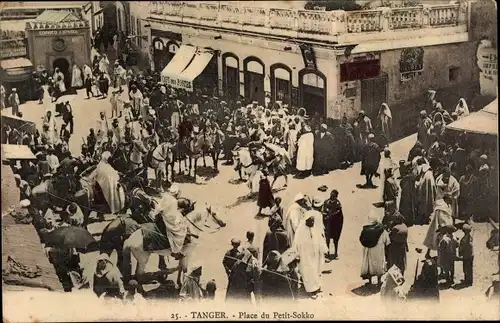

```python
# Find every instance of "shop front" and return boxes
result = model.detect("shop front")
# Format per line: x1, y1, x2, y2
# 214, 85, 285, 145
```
160, 45, 218, 96
0, 40, 34, 105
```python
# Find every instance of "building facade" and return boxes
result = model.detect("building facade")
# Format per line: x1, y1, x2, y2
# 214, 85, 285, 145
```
26, 11, 92, 89
144, 1, 482, 138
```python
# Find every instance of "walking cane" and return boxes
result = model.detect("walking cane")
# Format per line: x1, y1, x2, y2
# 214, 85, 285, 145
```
414, 248, 423, 285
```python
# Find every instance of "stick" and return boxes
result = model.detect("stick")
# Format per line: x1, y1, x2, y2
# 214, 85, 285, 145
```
413, 257, 420, 285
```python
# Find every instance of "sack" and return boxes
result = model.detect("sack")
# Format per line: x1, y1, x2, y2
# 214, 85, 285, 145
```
359, 223, 384, 248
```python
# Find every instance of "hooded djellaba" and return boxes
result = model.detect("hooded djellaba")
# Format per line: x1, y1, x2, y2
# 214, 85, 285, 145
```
92, 253, 125, 300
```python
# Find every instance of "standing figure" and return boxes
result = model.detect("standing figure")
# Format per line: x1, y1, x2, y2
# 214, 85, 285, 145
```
295, 125, 314, 178
291, 212, 328, 299
360, 211, 390, 287
53, 68, 67, 95
313, 123, 336, 175
323, 189, 344, 260
8, 88, 20, 116
360, 134, 381, 188
377, 103, 393, 142
435, 167, 460, 224
71, 64, 83, 89
1, 84, 6, 109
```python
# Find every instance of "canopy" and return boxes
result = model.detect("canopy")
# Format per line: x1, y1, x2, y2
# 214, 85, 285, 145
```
1, 144, 36, 160
161, 45, 197, 87
1, 111, 37, 135
1, 58, 34, 82
176, 49, 214, 92
446, 98, 498, 136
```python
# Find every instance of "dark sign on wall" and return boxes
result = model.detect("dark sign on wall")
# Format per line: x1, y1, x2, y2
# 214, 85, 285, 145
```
299, 44, 317, 70
340, 59, 381, 82
150, 29, 182, 42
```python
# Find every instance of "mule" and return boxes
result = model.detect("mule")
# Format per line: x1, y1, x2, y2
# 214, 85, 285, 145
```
148, 142, 173, 192
121, 201, 226, 286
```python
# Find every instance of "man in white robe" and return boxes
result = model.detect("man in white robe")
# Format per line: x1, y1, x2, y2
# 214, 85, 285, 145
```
94, 151, 125, 214
96, 111, 109, 142
435, 168, 460, 222
423, 196, 454, 257
360, 210, 390, 286
291, 212, 328, 297
154, 188, 188, 257
296, 125, 314, 175
284, 193, 309, 244
285, 123, 298, 161
53, 68, 66, 93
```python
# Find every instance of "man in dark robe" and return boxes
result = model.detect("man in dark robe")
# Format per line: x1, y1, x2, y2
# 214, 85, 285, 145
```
383, 168, 399, 204
313, 124, 336, 175
451, 140, 467, 179
337, 116, 356, 167
262, 217, 290, 266
360, 134, 381, 188
387, 213, 408, 275
222, 238, 242, 278
257, 170, 274, 216
323, 189, 344, 259
399, 162, 418, 226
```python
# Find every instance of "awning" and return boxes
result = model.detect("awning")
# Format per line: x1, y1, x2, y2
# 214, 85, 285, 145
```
1, 58, 34, 82
1, 111, 37, 135
1, 144, 37, 161
446, 98, 498, 136
161, 45, 197, 86
176, 49, 214, 92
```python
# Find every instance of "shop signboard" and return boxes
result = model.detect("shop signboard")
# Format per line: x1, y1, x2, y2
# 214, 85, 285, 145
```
161, 75, 194, 91
35, 29, 83, 37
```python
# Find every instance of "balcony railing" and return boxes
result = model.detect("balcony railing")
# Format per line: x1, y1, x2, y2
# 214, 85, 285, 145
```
148, 2, 467, 41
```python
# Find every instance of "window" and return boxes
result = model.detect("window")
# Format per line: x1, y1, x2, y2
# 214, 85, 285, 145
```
449, 66, 460, 82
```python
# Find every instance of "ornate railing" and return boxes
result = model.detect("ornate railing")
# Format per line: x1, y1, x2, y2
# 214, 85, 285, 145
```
149, 2, 466, 39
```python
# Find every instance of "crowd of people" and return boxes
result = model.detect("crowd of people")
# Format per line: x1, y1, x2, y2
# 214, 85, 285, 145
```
2, 38, 499, 305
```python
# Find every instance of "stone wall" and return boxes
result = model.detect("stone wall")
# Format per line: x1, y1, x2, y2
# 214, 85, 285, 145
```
381, 41, 480, 138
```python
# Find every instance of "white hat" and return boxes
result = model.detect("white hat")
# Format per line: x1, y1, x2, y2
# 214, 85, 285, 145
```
168, 184, 180, 196
20, 199, 31, 208
368, 133, 375, 139
312, 196, 324, 208
101, 151, 112, 162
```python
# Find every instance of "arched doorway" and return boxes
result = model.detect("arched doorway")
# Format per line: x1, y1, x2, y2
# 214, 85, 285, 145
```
153, 38, 168, 72
270, 63, 292, 105
222, 53, 240, 103
244, 57, 265, 105
299, 69, 327, 117
53, 58, 71, 90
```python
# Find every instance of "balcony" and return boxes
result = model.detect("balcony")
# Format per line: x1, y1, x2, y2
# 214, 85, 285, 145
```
148, 2, 468, 44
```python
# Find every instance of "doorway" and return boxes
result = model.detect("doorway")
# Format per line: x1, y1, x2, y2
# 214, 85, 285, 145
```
299, 69, 327, 117
360, 74, 388, 123
53, 58, 71, 90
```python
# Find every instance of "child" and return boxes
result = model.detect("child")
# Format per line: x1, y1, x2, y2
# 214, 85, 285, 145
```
437, 225, 458, 284
269, 197, 284, 223
457, 224, 474, 286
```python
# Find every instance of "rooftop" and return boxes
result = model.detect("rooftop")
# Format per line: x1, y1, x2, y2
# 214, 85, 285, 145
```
35, 9, 81, 23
